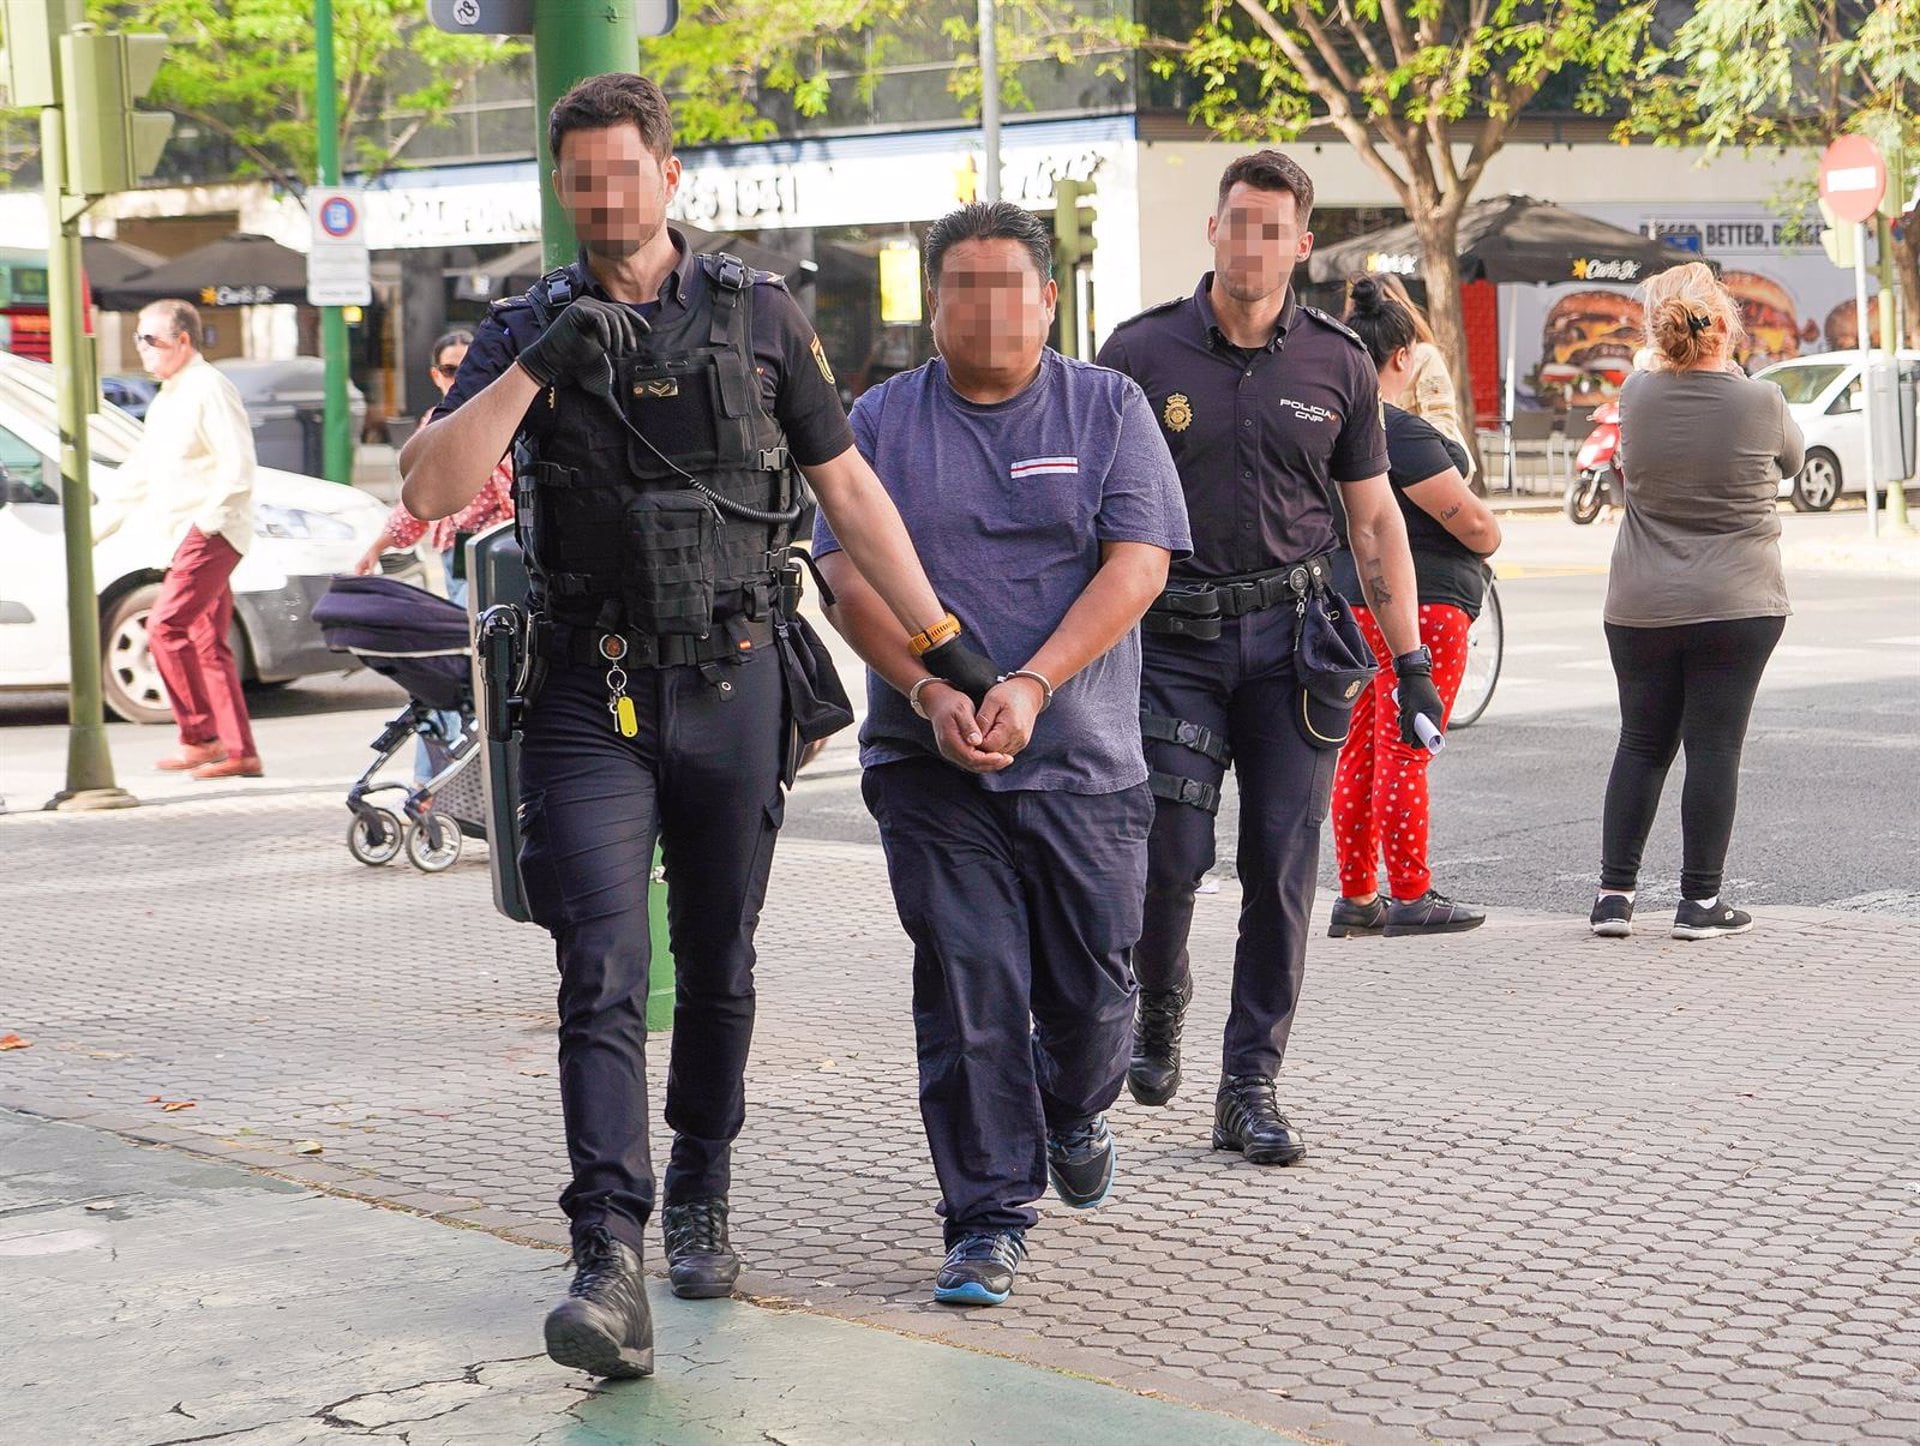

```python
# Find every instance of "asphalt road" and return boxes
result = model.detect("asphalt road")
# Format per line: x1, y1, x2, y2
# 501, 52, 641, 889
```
4, 516, 1917, 917
780, 567, 1920, 918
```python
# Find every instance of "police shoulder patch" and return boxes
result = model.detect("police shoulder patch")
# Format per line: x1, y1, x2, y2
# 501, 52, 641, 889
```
1108, 295, 1187, 334
810, 334, 835, 385
1301, 305, 1367, 349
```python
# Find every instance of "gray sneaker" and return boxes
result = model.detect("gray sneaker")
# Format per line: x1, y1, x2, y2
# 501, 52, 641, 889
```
1384, 889, 1486, 936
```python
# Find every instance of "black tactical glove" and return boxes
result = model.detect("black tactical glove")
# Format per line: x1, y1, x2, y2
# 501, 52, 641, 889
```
921, 636, 1001, 706
516, 296, 650, 389
1394, 647, 1445, 750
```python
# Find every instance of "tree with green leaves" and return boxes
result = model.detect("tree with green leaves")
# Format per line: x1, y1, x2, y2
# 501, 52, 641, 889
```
84, 0, 525, 193
1163, 0, 1658, 452
1623, 0, 1920, 346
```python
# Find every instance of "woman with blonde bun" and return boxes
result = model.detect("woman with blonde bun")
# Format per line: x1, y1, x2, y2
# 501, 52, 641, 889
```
1590, 262, 1804, 943
1369, 271, 1470, 468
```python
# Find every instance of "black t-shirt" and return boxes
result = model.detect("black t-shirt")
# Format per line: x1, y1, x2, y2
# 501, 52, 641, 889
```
435, 230, 854, 467
1096, 279, 1388, 581
1330, 405, 1487, 618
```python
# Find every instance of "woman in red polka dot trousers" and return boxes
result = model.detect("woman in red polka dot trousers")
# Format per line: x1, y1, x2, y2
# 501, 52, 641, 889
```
1325, 278, 1504, 937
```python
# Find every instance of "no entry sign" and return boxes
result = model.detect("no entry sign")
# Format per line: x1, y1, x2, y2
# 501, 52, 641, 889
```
1819, 135, 1887, 226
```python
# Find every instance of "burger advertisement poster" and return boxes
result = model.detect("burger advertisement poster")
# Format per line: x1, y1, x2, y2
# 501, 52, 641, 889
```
1510, 203, 1871, 413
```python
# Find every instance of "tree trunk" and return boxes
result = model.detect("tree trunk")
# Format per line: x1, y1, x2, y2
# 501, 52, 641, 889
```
1414, 213, 1484, 493
1896, 207, 1920, 351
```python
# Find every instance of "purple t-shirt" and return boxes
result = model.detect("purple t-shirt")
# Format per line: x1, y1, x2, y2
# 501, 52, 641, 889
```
813, 349, 1191, 794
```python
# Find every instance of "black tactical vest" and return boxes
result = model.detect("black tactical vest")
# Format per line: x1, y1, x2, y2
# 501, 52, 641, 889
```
510, 254, 795, 634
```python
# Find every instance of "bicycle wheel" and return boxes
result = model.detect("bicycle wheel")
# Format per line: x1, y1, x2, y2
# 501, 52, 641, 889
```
1450, 578, 1503, 729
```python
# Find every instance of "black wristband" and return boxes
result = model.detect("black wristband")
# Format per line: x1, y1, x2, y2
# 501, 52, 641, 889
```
921, 636, 999, 705
1393, 645, 1434, 676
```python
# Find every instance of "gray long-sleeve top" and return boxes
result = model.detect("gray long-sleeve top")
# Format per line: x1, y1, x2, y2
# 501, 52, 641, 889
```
1607, 367, 1806, 628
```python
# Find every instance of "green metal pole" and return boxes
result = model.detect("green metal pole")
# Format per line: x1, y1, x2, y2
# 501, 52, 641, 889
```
533, 0, 641, 269
43, 99, 135, 811
529, 1, 671, 1027
314, 0, 351, 483
1877, 215, 1912, 533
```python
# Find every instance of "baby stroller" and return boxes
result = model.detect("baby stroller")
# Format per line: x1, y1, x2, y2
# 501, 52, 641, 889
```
313, 575, 489, 873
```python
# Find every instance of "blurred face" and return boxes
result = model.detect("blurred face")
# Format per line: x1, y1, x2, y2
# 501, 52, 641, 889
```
133, 309, 193, 381
929, 238, 1057, 379
552, 123, 680, 263
430, 342, 469, 397
1208, 183, 1313, 305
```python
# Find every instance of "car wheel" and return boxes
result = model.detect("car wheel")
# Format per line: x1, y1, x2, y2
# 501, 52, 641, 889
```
100, 583, 174, 725
1791, 449, 1841, 511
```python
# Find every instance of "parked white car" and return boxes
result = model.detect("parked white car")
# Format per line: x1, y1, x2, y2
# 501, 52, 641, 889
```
1756, 349, 1920, 511
0, 353, 423, 723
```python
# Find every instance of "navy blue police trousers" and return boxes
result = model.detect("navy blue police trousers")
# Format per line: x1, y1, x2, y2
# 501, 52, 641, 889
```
516, 644, 786, 1254
1135, 607, 1340, 1081
862, 756, 1151, 1243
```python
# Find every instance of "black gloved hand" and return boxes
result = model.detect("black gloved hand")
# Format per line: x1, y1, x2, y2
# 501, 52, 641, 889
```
921, 636, 1001, 706
1394, 649, 1445, 750
516, 296, 650, 389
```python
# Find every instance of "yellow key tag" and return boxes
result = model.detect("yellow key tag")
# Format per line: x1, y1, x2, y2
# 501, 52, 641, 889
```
614, 694, 638, 738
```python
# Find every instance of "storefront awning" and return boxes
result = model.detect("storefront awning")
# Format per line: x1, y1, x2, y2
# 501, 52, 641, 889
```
92, 233, 310, 311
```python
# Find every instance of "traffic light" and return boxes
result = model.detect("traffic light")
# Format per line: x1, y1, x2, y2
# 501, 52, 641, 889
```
1817, 198, 1859, 269
1055, 178, 1097, 268
60, 28, 173, 196
2, 0, 73, 108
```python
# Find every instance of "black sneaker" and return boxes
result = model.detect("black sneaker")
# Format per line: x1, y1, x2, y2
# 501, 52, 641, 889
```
1590, 894, 1634, 938
662, 1197, 740, 1300
1045, 1115, 1117, 1210
933, 1230, 1027, 1307
1126, 975, 1192, 1107
544, 1226, 654, 1379
1211, 1075, 1308, 1166
1672, 899, 1753, 940
1328, 895, 1388, 938
1384, 889, 1486, 936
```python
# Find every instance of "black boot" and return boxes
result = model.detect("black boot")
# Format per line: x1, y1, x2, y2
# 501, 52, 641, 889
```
544, 1226, 654, 1378
662, 1198, 741, 1300
1212, 1075, 1307, 1166
1127, 975, 1193, 1107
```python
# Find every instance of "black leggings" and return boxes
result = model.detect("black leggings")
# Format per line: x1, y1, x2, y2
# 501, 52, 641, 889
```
1600, 615, 1785, 900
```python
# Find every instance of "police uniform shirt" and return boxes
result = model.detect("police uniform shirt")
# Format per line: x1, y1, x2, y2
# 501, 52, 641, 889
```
435, 228, 854, 468
1095, 276, 1388, 581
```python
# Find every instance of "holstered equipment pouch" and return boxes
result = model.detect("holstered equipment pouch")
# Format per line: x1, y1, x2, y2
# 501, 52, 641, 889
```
621, 490, 721, 637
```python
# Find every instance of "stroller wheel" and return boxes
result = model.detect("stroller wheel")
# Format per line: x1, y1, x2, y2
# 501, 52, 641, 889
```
406, 812, 463, 873
347, 807, 404, 866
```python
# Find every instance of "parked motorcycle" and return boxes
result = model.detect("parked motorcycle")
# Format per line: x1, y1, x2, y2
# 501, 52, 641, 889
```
1564, 400, 1623, 525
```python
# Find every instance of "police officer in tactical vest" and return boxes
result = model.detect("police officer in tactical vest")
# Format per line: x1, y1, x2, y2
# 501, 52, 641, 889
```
402, 73, 989, 1380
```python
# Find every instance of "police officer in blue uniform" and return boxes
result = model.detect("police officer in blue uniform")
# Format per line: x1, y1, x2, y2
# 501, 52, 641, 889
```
402, 74, 982, 1380
1095, 151, 1444, 1165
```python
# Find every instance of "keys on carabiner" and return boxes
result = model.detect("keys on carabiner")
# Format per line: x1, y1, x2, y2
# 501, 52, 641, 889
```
599, 633, 637, 739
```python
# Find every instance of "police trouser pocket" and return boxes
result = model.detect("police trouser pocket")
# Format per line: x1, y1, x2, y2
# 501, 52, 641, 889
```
515, 791, 573, 933
621, 491, 719, 637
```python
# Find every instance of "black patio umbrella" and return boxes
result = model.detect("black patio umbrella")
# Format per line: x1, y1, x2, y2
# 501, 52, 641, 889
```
92, 232, 311, 310
1305, 194, 1696, 288
80, 237, 167, 291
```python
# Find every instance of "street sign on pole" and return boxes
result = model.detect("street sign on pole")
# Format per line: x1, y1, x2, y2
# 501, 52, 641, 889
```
307, 187, 370, 307
427, 0, 677, 37
1820, 135, 1888, 226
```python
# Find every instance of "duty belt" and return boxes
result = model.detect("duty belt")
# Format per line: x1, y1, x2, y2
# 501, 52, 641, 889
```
539, 616, 775, 670
1142, 555, 1336, 640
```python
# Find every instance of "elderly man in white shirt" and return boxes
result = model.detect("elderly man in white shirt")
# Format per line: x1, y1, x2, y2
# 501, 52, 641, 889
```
94, 299, 263, 778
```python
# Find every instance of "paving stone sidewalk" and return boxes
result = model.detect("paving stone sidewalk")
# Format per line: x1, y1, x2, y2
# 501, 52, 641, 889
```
3, 793, 1919, 1443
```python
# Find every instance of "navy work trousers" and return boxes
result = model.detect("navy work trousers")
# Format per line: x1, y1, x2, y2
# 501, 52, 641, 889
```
517, 645, 786, 1254
1136, 607, 1339, 1081
862, 757, 1151, 1244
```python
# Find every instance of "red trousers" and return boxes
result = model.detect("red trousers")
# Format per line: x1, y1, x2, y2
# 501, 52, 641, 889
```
150, 527, 258, 757
1332, 602, 1472, 900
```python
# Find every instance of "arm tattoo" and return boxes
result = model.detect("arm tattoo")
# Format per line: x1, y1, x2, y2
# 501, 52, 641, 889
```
1440, 503, 1462, 520
1363, 569, 1394, 609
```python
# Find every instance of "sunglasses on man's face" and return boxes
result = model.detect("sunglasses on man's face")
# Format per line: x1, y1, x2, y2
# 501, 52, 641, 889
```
134, 332, 179, 348
431, 362, 460, 378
